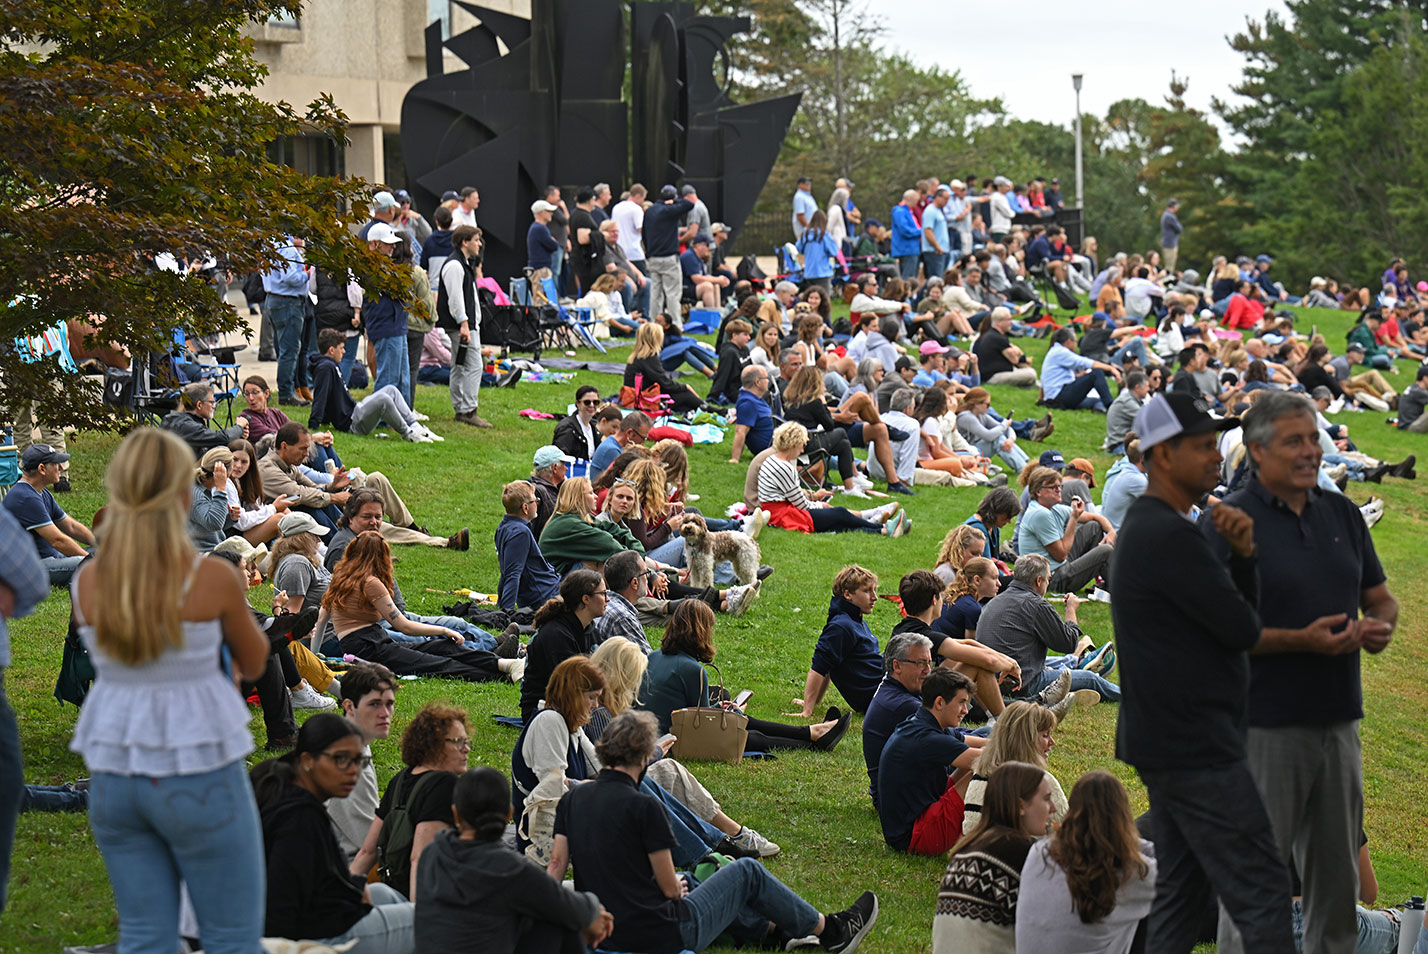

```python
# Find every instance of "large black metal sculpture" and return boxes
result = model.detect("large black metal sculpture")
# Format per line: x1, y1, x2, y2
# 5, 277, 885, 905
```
400, 0, 800, 284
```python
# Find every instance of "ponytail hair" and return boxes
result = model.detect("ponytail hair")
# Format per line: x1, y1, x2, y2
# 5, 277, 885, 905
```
533, 568, 603, 626
452, 767, 512, 843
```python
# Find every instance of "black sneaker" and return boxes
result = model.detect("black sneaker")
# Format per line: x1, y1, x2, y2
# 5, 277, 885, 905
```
714, 836, 762, 860
886, 482, 916, 496
819, 891, 878, 953
756, 564, 775, 582
495, 624, 522, 659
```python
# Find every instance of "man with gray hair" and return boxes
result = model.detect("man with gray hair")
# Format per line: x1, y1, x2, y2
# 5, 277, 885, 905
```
1208, 389, 1397, 954
870, 388, 921, 487
590, 550, 653, 652
758, 280, 800, 334
971, 307, 1038, 387
977, 553, 1118, 707
161, 382, 249, 456
590, 182, 612, 223
862, 629, 936, 803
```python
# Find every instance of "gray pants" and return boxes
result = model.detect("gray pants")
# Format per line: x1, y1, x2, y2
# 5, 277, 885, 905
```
647, 255, 683, 320
1047, 521, 1113, 593
258, 300, 275, 357
985, 367, 1039, 387
13, 400, 67, 477
349, 385, 414, 438
1218, 721, 1363, 954
1406, 412, 1428, 434
449, 323, 483, 414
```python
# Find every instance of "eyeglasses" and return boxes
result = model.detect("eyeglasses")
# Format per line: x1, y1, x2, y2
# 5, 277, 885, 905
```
613, 477, 637, 487
898, 657, 934, 671
591, 589, 609, 599
320, 751, 372, 770
445, 738, 472, 752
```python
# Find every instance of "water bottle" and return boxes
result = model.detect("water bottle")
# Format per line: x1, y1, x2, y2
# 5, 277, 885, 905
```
1398, 896, 1424, 954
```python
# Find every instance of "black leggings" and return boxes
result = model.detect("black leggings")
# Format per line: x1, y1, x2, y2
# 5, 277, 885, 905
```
339, 624, 504, 682
807, 427, 855, 481
664, 385, 704, 413
245, 654, 296, 742
746, 716, 814, 752
809, 507, 882, 534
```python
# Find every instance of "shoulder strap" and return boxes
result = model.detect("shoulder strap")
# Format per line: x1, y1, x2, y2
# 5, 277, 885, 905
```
69, 562, 91, 627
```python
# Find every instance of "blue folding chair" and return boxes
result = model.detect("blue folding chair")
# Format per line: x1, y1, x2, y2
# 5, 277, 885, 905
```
538, 276, 606, 353
775, 242, 804, 283
172, 327, 242, 424
509, 277, 531, 306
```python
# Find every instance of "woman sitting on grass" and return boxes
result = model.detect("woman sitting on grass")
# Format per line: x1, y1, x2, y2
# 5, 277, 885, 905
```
314, 531, 518, 684
1016, 771, 1156, 954
351, 703, 469, 902
226, 438, 291, 545
587, 638, 781, 857
415, 766, 613, 954
933, 761, 1057, 954
638, 600, 850, 755
932, 525, 986, 587
961, 702, 1069, 837
781, 366, 868, 499
956, 387, 1031, 472
254, 713, 415, 953
540, 476, 647, 574
913, 388, 982, 481
756, 422, 908, 536
624, 323, 707, 412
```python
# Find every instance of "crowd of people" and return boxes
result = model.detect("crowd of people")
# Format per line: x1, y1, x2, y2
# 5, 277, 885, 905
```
1, 167, 1424, 954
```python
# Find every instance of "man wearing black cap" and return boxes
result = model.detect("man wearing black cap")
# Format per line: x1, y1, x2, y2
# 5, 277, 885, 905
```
642, 186, 693, 319
1, 444, 94, 585
1208, 391, 1395, 954
453, 187, 479, 229
875, 356, 918, 414
1110, 391, 1294, 954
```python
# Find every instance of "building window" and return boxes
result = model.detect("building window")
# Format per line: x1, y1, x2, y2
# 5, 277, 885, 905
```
267, 9, 299, 28
267, 134, 345, 179
383, 133, 406, 196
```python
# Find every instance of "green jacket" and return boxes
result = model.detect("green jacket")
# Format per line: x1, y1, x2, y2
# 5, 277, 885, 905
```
538, 512, 645, 572
1347, 322, 1387, 360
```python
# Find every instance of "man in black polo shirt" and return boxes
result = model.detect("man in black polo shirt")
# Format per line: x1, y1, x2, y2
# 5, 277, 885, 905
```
1110, 391, 1295, 954
972, 307, 1038, 387
548, 710, 879, 954
1208, 391, 1396, 954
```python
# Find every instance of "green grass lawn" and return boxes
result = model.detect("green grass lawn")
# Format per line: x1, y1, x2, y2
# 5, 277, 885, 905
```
5, 302, 1426, 953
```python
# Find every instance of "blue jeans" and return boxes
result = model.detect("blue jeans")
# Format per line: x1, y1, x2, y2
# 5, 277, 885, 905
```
1048, 369, 1113, 411
645, 537, 738, 585
0, 677, 20, 914
89, 761, 265, 954
267, 293, 306, 399
42, 554, 87, 587
678, 857, 821, 950
1109, 337, 1152, 368
1291, 898, 1398, 954
318, 881, 415, 953
897, 254, 920, 279
372, 335, 410, 401
640, 778, 723, 867
294, 504, 344, 533
386, 614, 497, 653
974, 437, 1029, 472
921, 251, 948, 284
1017, 660, 1121, 703
20, 784, 88, 813
307, 441, 342, 473
338, 332, 360, 385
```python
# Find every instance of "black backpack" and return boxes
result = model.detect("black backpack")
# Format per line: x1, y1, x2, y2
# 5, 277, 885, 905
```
376, 770, 449, 894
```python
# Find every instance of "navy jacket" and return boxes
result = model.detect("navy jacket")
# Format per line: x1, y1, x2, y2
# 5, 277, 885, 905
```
495, 515, 560, 613
876, 707, 968, 851
811, 595, 883, 714
308, 353, 355, 432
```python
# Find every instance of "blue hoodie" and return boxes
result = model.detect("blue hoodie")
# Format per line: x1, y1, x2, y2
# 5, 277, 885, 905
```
890, 204, 921, 257
811, 594, 883, 714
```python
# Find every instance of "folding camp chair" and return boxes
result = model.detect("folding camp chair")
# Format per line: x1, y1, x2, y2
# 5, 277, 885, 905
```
536, 276, 605, 353
172, 328, 241, 425
775, 243, 804, 283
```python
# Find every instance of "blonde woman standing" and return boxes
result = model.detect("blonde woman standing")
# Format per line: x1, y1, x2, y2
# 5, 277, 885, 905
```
70, 428, 271, 954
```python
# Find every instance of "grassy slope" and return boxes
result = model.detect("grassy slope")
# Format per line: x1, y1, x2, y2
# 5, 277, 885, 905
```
4, 303, 1425, 953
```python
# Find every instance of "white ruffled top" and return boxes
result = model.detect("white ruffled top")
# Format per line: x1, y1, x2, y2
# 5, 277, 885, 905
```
68, 563, 254, 776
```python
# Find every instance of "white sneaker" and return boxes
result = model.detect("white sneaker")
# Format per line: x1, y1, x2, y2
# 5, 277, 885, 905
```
506, 657, 526, 684
745, 508, 769, 540
1360, 500, 1385, 528
404, 427, 434, 443
411, 411, 430, 421
726, 581, 761, 617
863, 502, 900, 522
851, 474, 874, 490
290, 682, 337, 710
840, 486, 871, 499
418, 424, 445, 442
730, 825, 781, 857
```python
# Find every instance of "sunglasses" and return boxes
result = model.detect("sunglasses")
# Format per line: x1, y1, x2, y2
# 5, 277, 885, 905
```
579, 399, 601, 407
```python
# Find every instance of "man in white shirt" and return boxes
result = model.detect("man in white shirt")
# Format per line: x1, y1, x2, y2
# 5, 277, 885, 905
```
1123, 267, 1164, 321
611, 184, 648, 274
327, 664, 398, 860
452, 186, 479, 229
989, 176, 1015, 241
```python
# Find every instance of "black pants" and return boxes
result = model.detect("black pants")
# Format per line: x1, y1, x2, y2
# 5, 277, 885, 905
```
245, 652, 296, 742
405, 329, 425, 407
810, 507, 881, 534
664, 385, 704, 413
745, 716, 814, 753
1137, 762, 1295, 954
340, 624, 504, 682
808, 428, 854, 482
514, 920, 585, 954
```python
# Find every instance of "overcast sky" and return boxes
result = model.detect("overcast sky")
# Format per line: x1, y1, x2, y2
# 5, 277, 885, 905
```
878, 0, 1288, 133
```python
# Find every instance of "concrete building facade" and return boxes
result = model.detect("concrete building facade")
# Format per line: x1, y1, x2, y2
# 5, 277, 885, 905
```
247, 0, 529, 195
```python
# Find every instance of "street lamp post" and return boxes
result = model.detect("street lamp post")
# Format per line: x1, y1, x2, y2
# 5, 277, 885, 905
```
1072, 74, 1084, 213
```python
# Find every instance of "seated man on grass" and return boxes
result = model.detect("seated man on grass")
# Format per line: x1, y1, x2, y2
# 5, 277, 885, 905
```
1017, 465, 1114, 594
495, 480, 562, 613
1040, 327, 1121, 412
794, 565, 884, 719
589, 410, 653, 476
161, 382, 249, 456
326, 663, 398, 861
875, 668, 980, 855
308, 328, 444, 444
2, 444, 94, 585
977, 554, 1119, 707
728, 366, 774, 463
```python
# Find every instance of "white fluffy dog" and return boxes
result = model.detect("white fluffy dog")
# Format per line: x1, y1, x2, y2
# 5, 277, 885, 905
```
679, 512, 760, 588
